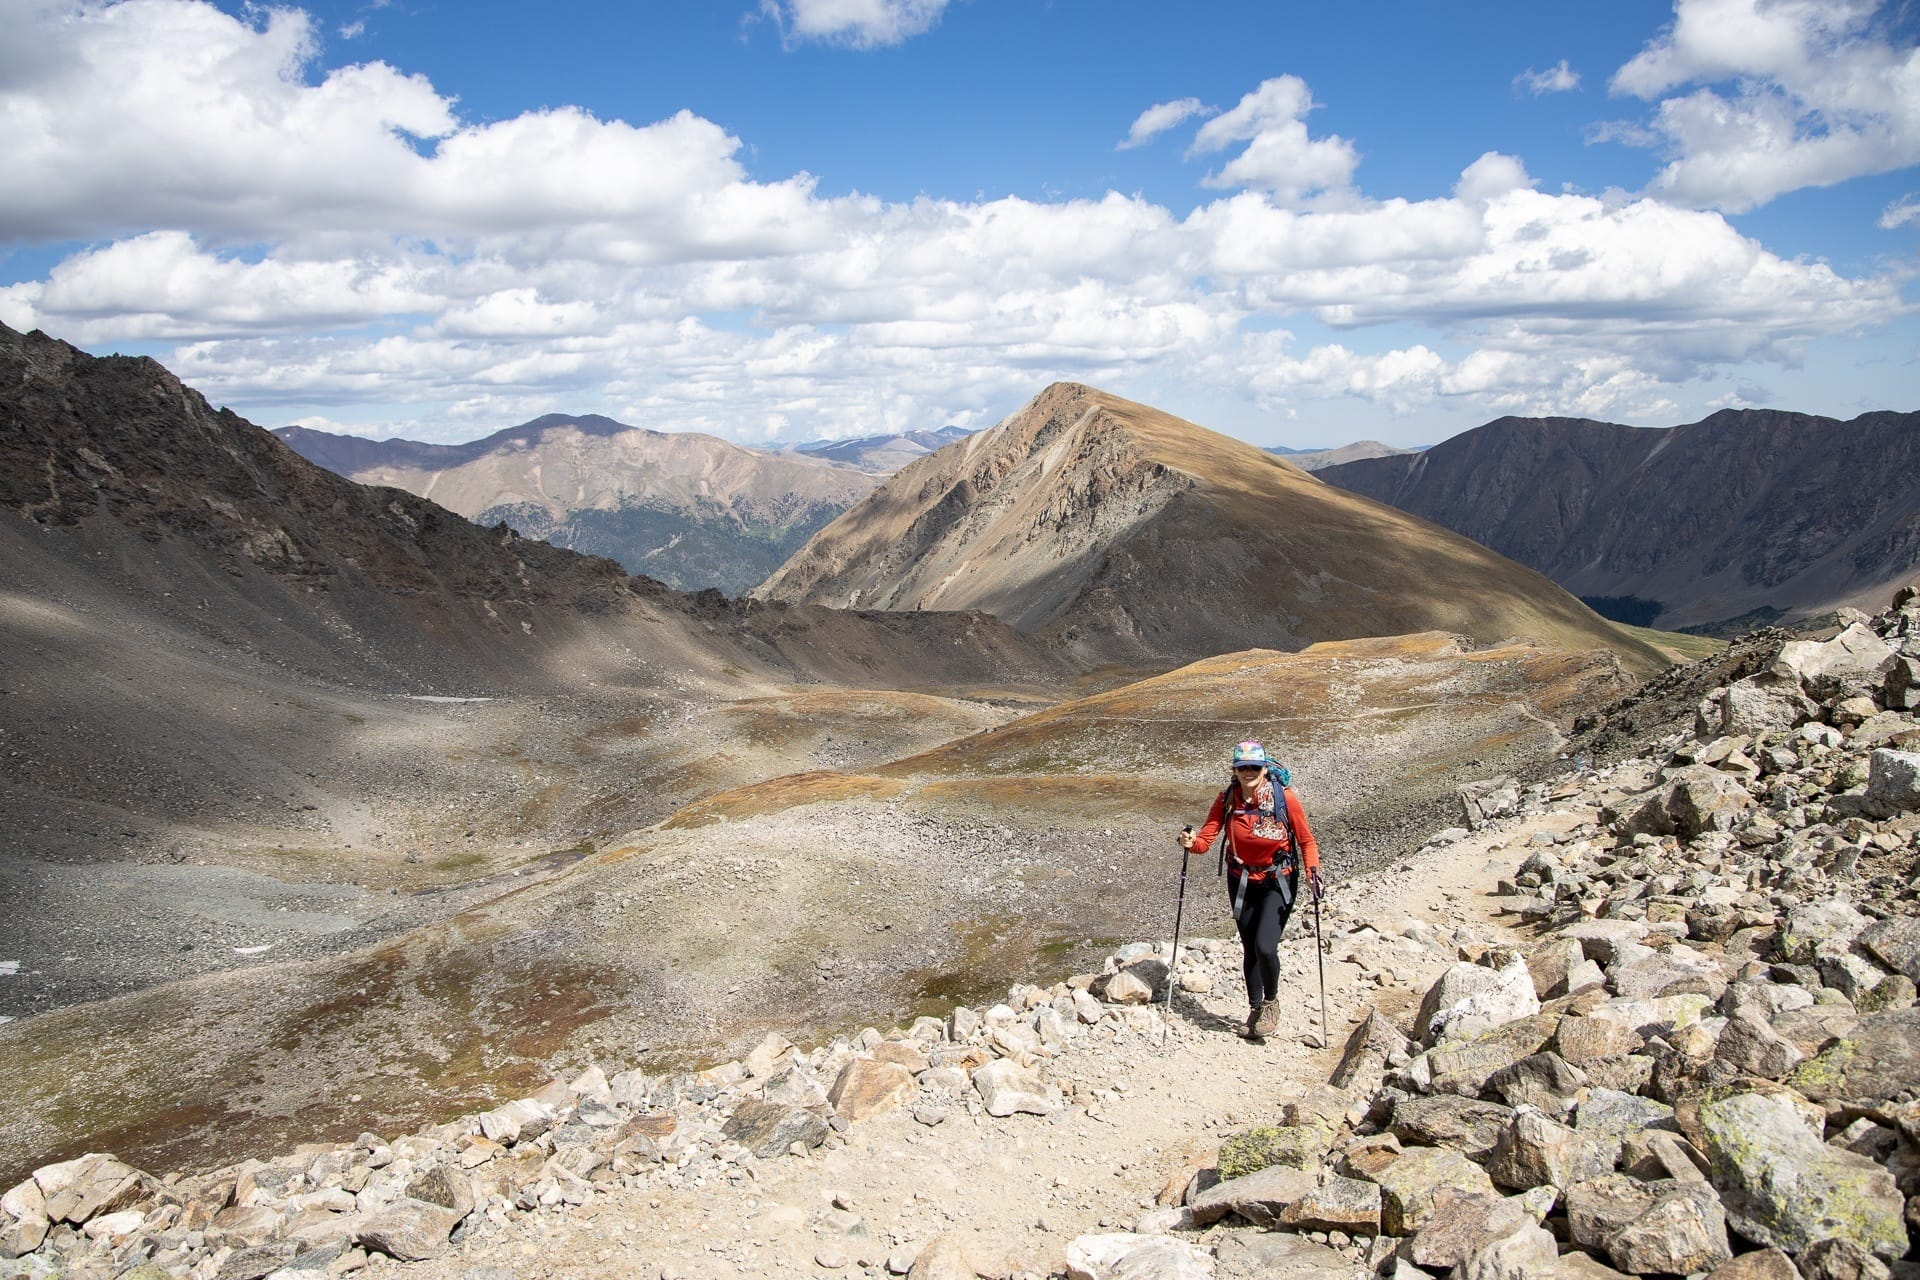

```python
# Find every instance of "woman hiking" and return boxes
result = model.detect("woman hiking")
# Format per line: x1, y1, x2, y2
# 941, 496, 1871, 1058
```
1178, 740, 1320, 1039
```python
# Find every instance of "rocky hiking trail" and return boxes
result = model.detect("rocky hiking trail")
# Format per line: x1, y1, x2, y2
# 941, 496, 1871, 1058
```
7, 590, 1920, 1280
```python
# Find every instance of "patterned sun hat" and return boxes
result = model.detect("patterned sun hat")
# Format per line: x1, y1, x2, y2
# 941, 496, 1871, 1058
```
1231, 740, 1269, 768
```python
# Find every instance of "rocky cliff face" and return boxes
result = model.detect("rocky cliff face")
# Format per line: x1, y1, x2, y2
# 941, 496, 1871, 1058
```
1318, 410, 1920, 632
760, 383, 1666, 672
276, 416, 878, 595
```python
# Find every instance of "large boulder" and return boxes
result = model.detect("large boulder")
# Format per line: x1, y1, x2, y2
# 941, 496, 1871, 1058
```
972, 1059, 1056, 1117
720, 1100, 828, 1158
1610, 944, 1728, 1001
1777, 900, 1871, 965
1859, 917, 1920, 984
1405, 1188, 1534, 1271
1330, 1008, 1413, 1098
1412, 1014, 1561, 1097
1189, 1165, 1317, 1228
1277, 1176, 1380, 1235
1696, 1090, 1907, 1260
1714, 1014, 1804, 1080
1460, 777, 1522, 829
352, 1199, 463, 1262
1772, 623, 1898, 700
30, 1153, 145, 1225
1369, 1146, 1498, 1235
1565, 1175, 1731, 1275
1786, 1007, 1920, 1105
1662, 765, 1755, 838
830, 1058, 915, 1122
1864, 749, 1920, 817
0, 1181, 49, 1258
1066, 1233, 1214, 1280
1719, 677, 1817, 737
1457, 1220, 1559, 1280
1390, 1095, 1515, 1160
1416, 956, 1540, 1044
1486, 1109, 1619, 1192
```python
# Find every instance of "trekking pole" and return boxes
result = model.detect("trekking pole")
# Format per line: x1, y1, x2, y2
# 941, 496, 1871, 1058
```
1311, 870, 1329, 1050
1163, 829, 1193, 1044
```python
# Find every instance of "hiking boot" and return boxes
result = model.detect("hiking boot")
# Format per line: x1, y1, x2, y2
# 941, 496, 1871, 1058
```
1240, 1003, 1263, 1037
1252, 1001, 1281, 1038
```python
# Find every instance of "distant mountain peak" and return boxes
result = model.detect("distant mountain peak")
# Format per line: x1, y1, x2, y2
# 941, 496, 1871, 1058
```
758, 380, 1663, 672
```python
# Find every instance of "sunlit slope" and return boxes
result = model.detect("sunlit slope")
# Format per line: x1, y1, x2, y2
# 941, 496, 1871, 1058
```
758, 383, 1667, 675
2, 630, 1633, 1185
677, 631, 1630, 830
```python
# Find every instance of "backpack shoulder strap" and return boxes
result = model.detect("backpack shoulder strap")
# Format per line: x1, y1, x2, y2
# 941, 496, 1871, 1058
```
1267, 765, 1295, 848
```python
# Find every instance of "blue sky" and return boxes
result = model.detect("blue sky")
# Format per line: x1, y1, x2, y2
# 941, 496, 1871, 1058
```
2, 0, 1916, 447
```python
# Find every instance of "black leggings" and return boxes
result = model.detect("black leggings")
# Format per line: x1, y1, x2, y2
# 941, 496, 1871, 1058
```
1228, 865, 1298, 1006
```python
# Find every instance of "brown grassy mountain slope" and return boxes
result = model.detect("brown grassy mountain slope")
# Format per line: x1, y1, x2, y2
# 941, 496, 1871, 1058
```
2, 628, 1630, 1184
276, 415, 877, 595
0, 324, 1068, 1018
1317, 409, 1920, 632
756, 383, 1665, 674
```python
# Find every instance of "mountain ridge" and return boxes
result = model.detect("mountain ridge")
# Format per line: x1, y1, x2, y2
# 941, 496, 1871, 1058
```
275, 415, 879, 595
1317, 408, 1920, 631
757, 382, 1666, 672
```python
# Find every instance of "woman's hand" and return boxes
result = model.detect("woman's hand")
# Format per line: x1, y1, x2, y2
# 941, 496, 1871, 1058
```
1178, 827, 1195, 851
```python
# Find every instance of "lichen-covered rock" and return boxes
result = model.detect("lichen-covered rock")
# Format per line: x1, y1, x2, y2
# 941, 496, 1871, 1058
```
1216, 1122, 1336, 1178
1369, 1146, 1497, 1235
1778, 900, 1871, 965
1697, 1090, 1907, 1261
1787, 1008, 1920, 1105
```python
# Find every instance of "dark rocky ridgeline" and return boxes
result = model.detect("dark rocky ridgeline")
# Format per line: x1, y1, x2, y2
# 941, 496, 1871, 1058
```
0, 324, 639, 692
5, 590, 1915, 1278
1317, 409, 1920, 634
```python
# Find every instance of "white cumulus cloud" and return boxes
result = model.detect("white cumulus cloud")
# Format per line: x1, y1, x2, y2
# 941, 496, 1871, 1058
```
1515, 59, 1581, 95
1118, 97, 1213, 150
0, 2, 1906, 442
759, 0, 949, 48
1188, 76, 1359, 205
1608, 0, 1920, 210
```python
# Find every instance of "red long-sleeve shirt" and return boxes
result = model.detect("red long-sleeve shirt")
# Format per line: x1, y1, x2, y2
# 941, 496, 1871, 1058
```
1190, 780, 1318, 875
